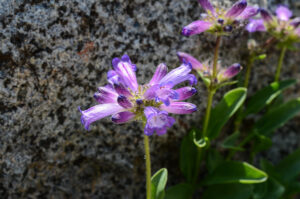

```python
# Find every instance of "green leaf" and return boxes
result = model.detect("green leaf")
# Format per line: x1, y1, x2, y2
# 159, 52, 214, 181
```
180, 130, 198, 182
254, 98, 300, 136
215, 80, 237, 90
151, 168, 168, 199
243, 79, 296, 117
276, 149, 300, 183
202, 161, 268, 185
284, 180, 300, 196
221, 131, 244, 151
253, 178, 285, 199
251, 134, 272, 154
192, 129, 208, 148
203, 183, 253, 199
164, 183, 194, 199
206, 149, 223, 174
207, 88, 247, 139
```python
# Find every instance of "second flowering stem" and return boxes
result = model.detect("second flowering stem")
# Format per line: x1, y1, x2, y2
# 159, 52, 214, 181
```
274, 46, 287, 82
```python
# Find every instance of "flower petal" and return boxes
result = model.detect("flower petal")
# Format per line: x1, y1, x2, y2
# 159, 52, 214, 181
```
177, 52, 204, 71
295, 27, 300, 37
276, 5, 292, 21
79, 104, 124, 130
260, 9, 273, 22
159, 64, 196, 87
182, 20, 212, 36
144, 107, 175, 136
246, 19, 266, 32
160, 102, 197, 114
218, 63, 242, 81
237, 5, 259, 20
113, 82, 132, 97
149, 63, 168, 85
198, 0, 215, 15
290, 17, 300, 27
155, 88, 179, 106
94, 86, 118, 103
111, 111, 135, 124
225, 0, 247, 19
117, 95, 132, 108
175, 87, 197, 101
112, 55, 138, 91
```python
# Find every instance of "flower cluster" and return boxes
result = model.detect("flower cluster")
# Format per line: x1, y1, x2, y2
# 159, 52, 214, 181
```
177, 52, 242, 84
79, 55, 197, 136
247, 6, 300, 44
182, 0, 259, 36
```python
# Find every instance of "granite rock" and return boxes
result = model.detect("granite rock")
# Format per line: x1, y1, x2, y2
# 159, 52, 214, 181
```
0, 0, 300, 198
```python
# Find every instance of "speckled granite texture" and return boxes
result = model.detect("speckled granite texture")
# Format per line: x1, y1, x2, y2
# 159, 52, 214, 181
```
0, 0, 300, 198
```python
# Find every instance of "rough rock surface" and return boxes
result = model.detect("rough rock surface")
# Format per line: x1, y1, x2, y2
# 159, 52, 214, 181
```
0, 0, 299, 198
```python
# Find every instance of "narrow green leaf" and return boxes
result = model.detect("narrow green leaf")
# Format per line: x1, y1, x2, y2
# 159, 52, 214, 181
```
180, 130, 198, 182
254, 98, 300, 136
207, 88, 247, 139
276, 149, 300, 183
164, 183, 194, 199
221, 131, 244, 151
203, 161, 268, 185
151, 168, 168, 199
243, 79, 296, 117
203, 183, 253, 199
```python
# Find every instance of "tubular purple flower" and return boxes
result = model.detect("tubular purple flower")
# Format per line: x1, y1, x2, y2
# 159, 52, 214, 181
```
94, 86, 118, 104
155, 87, 179, 106
160, 102, 197, 114
112, 111, 135, 124
290, 17, 300, 27
112, 55, 138, 92
117, 95, 132, 108
276, 5, 292, 21
237, 6, 259, 20
225, 0, 247, 18
149, 63, 168, 85
80, 54, 197, 134
113, 83, 132, 97
159, 64, 197, 87
219, 63, 242, 80
175, 87, 197, 101
295, 27, 300, 37
246, 19, 266, 32
177, 52, 204, 71
79, 104, 124, 130
144, 107, 176, 136
198, 0, 215, 15
260, 9, 273, 22
182, 20, 212, 36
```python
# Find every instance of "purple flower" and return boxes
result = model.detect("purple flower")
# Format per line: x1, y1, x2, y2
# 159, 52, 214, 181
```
79, 54, 197, 135
182, 0, 259, 36
177, 52, 242, 83
246, 6, 300, 42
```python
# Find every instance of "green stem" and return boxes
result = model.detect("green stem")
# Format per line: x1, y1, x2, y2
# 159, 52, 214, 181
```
212, 36, 222, 80
234, 53, 255, 131
274, 46, 287, 82
144, 134, 151, 199
202, 91, 215, 137
192, 36, 220, 184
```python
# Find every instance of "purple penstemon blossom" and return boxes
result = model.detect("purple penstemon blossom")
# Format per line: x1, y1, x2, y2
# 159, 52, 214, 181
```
79, 54, 197, 136
177, 52, 242, 83
246, 6, 300, 42
182, 0, 259, 36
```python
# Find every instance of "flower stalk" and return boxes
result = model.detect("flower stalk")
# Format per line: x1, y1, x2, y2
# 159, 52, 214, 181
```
144, 134, 152, 199
274, 46, 287, 82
